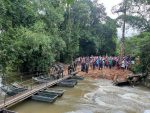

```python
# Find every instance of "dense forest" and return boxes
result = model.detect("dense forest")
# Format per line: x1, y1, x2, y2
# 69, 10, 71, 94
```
0, 0, 117, 74
0, 0, 149, 75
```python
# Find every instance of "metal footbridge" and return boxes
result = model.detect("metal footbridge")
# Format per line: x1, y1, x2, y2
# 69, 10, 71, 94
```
0, 75, 72, 109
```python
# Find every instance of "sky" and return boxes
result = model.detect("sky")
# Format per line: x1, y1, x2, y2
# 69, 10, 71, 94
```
98, 0, 140, 38
98, 0, 123, 19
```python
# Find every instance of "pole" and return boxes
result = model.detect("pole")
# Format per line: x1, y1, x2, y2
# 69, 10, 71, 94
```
4, 92, 6, 108
3, 75, 7, 109
31, 75, 33, 90
120, 0, 127, 61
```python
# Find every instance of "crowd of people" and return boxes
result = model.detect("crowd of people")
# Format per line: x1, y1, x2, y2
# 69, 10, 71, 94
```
75, 56, 135, 73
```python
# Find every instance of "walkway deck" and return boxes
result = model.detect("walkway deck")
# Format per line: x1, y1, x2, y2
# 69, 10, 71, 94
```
0, 75, 71, 109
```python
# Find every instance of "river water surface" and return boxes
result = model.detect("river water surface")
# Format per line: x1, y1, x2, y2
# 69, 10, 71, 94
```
7, 78, 150, 113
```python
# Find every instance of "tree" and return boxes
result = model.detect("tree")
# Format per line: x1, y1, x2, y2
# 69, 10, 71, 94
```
125, 32, 150, 73
112, 0, 150, 32
0, 0, 118, 76
0, 0, 66, 74
113, 0, 150, 74
0, 0, 37, 31
61, 0, 117, 58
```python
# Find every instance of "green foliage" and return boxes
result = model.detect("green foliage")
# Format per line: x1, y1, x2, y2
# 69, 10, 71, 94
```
79, 39, 96, 56
131, 64, 143, 74
0, 0, 37, 30
1, 26, 53, 72
114, 0, 150, 32
139, 32, 150, 73
61, 0, 117, 59
113, 0, 150, 74
125, 36, 141, 56
66, 0, 74, 5
125, 32, 150, 73
0, 0, 118, 75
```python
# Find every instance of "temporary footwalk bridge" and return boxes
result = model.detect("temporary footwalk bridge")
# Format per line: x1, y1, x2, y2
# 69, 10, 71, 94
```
0, 73, 75, 109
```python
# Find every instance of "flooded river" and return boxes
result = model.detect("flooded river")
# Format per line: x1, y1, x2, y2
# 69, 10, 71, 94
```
2, 77, 150, 113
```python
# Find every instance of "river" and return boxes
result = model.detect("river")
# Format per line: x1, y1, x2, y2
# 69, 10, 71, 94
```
6, 77, 149, 113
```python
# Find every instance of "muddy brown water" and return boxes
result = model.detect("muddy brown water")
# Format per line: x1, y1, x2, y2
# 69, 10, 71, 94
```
0, 77, 150, 113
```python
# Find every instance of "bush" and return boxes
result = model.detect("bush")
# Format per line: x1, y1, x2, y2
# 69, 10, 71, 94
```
131, 64, 143, 74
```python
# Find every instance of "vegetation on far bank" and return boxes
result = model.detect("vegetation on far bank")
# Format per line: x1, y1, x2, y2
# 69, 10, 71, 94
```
0, 0, 117, 75
0, 0, 149, 77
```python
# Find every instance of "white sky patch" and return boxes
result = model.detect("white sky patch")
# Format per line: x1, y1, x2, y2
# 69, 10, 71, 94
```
98, 0, 123, 19
117, 27, 140, 38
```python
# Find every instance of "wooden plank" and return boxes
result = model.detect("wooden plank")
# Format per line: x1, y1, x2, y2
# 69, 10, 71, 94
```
0, 75, 71, 109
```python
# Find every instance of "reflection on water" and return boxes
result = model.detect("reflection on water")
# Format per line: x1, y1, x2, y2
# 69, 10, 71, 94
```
5, 78, 150, 113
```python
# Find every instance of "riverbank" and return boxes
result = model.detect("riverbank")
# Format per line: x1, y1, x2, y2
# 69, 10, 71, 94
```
77, 66, 133, 81
142, 75, 150, 88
